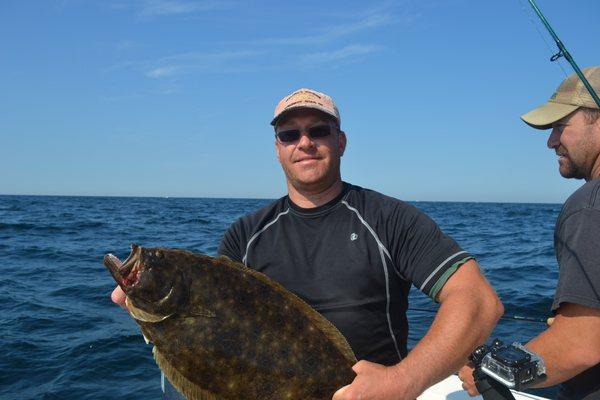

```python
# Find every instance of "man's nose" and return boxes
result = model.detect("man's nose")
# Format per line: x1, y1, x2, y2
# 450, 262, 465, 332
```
547, 128, 561, 149
297, 131, 315, 149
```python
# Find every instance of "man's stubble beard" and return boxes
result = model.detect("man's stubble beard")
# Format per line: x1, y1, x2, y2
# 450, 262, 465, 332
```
283, 159, 342, 194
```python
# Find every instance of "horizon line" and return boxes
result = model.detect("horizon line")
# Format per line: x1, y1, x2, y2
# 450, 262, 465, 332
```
0, 193, 562, 205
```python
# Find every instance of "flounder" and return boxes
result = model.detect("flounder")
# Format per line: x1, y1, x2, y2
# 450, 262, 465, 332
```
104, 245, 357, 400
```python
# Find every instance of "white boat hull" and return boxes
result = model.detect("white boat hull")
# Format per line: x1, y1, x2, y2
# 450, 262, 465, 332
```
418, 375, 548, 400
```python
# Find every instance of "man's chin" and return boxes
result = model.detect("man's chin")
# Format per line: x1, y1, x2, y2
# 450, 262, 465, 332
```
559, 165, 586, 180
290, 170, 325, 184
289, 173, 335, 191
559, 165, 573, 178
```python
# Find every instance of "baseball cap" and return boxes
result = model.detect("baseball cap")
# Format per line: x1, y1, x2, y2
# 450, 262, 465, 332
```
521, 66, 600, 130
271, 88, 341, 127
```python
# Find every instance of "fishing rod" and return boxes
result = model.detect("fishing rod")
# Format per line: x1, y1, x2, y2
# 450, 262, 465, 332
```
409, 307, 548, 324
526, 0, 600, 108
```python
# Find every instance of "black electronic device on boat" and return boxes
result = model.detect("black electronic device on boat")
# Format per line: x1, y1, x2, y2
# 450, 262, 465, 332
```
469, 339, 546, 400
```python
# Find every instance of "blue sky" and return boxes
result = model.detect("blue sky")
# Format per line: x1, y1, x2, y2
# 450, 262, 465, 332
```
1, 0, 598, 202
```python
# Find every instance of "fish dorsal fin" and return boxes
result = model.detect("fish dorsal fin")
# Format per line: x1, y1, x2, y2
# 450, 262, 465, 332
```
215, 256, 357, 364
154, 347, 224, 400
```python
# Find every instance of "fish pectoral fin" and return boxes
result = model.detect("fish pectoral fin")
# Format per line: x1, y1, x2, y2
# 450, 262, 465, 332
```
154, 348, 224, 400
126, 297, 172, 323
184, 306, 216, 318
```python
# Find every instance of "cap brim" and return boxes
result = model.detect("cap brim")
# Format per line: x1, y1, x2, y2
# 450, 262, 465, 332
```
521, 101, 579, 130
270, 105, 339, 126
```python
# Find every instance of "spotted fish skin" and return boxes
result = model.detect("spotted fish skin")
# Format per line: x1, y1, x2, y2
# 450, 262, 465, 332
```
104, 245, 357, 400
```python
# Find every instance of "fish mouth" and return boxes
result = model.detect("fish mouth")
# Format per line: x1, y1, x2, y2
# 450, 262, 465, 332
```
104, 244, 144, 290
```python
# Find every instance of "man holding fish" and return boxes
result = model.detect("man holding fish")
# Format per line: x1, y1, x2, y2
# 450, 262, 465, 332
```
112, 88, 504, 399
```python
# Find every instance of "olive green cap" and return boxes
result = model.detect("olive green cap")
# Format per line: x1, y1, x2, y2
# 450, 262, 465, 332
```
521, 66, 600, 130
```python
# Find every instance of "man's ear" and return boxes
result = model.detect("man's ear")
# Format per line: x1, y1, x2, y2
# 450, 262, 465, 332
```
594, 114, 600, 130
275, 140, 281, 162
338, 131, 347, 156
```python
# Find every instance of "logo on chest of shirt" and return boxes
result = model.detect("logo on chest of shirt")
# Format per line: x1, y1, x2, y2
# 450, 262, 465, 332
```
350, 232, 358, 241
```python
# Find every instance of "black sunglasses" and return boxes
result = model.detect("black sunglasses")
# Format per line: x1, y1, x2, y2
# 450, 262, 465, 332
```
275, 124, 336, 143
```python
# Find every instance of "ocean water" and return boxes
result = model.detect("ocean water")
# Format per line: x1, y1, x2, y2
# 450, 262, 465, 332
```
0, 195, 561, 399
